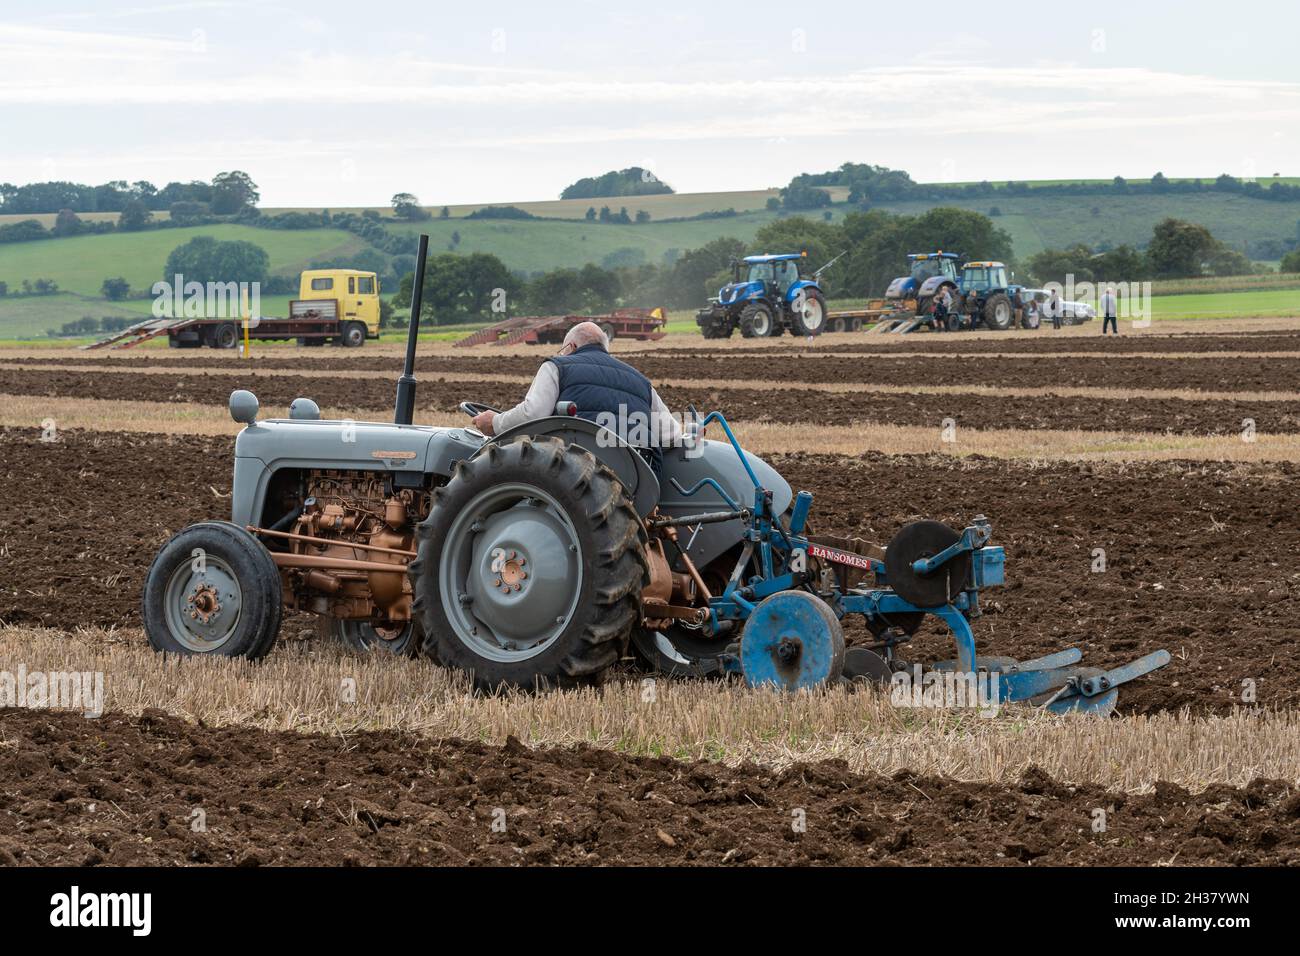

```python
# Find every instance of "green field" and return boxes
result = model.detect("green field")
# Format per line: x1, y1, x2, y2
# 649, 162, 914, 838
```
0, 225, 366, 298
873, 192, 1300, 260
383, 210, 789, 274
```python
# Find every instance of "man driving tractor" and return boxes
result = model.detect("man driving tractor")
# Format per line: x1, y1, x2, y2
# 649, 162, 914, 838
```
471, 321, 683, 472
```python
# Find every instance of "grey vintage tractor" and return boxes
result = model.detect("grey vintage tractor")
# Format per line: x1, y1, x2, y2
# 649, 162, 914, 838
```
142, 237, 1167, 711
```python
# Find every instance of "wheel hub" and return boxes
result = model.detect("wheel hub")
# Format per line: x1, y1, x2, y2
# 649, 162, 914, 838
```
163, 556, 243, 652
186, 583, 223, 625
441, 486, 583, 662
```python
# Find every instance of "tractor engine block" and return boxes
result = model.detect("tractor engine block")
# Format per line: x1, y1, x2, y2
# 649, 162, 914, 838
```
284, 470, 430, 622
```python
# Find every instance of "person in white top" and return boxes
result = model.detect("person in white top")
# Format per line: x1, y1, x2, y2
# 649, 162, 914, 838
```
1100, 287, 1119, 335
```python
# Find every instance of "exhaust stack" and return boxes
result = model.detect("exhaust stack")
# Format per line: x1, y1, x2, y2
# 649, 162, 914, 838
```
393, 233, 429, 425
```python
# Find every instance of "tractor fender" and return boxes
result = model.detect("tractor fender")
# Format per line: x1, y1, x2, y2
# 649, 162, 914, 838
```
658, 441, 792, 570
487, 416, 661, 517
785, 279, 821, 304
884, 276, 914, 299
917, 276, 957, 297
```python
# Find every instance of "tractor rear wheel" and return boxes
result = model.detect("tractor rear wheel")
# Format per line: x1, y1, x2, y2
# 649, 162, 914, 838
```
410, 436, 647, 691
739, 302, 776, 338
982, 293, 1014, 330
142, 522, 282, 659
790, 289, 828, 336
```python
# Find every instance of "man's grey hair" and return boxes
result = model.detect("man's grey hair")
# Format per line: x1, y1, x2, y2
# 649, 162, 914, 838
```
562, 321, 609, 351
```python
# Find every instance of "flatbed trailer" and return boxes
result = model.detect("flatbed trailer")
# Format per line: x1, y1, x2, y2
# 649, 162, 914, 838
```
454, 307, 667, 348
83, 299, 373, 350
826, 299, 910, 333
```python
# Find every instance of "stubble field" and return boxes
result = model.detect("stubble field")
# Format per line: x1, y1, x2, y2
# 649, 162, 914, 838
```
1, 318, 1298, 865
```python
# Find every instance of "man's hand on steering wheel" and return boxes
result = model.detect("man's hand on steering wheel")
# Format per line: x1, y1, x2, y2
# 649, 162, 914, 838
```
458, 401, 501, 436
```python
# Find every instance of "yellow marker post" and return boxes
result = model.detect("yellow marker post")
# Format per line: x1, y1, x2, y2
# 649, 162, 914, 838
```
241, 288, 251, 358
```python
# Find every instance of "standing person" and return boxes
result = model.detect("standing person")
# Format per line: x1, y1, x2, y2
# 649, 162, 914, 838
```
1047, 289, 1063, 330
933, 286, 953, 331
1100, 285, 1119, 335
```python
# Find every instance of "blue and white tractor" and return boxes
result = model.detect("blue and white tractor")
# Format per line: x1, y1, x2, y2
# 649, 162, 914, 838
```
696, 252, 833, 339
884, 251, 961, 319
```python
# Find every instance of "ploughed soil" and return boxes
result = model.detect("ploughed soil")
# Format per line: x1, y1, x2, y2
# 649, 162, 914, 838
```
21, 328, 1300, 365
2, 429, 1298, 716
2, 708, 1296, 866
4, 367, 1300, 435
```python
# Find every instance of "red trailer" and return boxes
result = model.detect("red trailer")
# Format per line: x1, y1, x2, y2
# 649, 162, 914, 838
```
454, 308, 667, 348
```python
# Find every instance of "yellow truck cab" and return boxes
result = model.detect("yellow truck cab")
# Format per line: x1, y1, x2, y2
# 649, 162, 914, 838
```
297, 269, 381, 341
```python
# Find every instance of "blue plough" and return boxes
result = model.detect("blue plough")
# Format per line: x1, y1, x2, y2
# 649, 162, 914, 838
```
669, 411, 1169, 715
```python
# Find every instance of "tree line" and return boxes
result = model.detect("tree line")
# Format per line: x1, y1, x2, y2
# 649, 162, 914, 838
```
775, 163, 1300, 210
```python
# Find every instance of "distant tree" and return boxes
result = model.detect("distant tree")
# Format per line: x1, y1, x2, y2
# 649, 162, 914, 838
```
391, 192, 430, 221
210, 171, 259, 215
635, 209, 651, 223
118, 198, 153, 231
1150, 171, 1170, 193
585, 206, 596, 221
101, 277, 130, 300
439, 206, 450, 219
1146, 218, 1218, 277
988, 206, 1002, 217
32, 278, 59, 295
450, 230, 461, 246
168, 201, 209, 224
1281, 248, 1300, 273
164, 236, 269, 284
0, 281, 8, 296
766, 196, 781, 211
780, 183, 832, 210
560, 167, 673, 200
52, 209, 82, 237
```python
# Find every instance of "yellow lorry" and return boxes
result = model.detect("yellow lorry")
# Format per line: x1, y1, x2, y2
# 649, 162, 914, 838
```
291, 269, 382, 347
87, 268, 383, 350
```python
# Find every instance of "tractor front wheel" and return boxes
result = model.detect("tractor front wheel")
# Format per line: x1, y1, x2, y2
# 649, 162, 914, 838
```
790, 290, 828, 337
142, 522, 282, 659
410, 436, 647, 690
739, 302, 776, 338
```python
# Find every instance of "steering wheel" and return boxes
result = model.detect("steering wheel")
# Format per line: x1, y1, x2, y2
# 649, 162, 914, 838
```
458, 401, 500, 419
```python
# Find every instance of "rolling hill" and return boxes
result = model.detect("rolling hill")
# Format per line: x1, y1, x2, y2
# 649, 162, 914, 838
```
3, 179, 1299, 339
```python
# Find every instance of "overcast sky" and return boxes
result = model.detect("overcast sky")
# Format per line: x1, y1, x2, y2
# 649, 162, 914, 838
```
2, 0, 1297, 206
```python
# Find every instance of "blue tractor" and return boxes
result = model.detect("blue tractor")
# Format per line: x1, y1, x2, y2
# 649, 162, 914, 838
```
696, 252, 834, 339
884, 251, 962, 318
954, 260, 1034, 331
